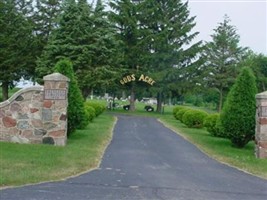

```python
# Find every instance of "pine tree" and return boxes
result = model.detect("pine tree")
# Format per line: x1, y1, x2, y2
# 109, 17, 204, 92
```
220, 67, 257, 148
109, 0, 202, 111
0, 0, 34, 100
201, 15, 248, 112
37, 0, 120, 98
138, 0, 202, 112
33, 0, 63, 52
109, 0, 142, 111
79, 0, 122, 98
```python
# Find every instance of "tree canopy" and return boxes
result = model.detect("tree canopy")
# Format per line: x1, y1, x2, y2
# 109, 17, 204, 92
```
0, 0, 34, 100
109, 0, 202, 111
37, 0, 120, 99
1, 0, 263, 113
200, 15, 248, 112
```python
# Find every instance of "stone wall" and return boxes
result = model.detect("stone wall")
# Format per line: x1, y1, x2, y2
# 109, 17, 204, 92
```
255, 91, 267, 158
0, 73, 69, 146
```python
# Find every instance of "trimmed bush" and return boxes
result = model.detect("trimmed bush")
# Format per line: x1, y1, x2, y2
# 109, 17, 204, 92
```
84, 104, 96, 122
182, 110, 208, 128
214, 116, 225, 138
85, 102, 105, 116
220, 67, 257, 148
204, 113, 220, 136
175, 107, 191, 122
54, 59, 87, 135
173, 106, 183, 117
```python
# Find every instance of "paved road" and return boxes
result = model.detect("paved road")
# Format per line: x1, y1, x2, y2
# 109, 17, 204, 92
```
1, 115, 267, 200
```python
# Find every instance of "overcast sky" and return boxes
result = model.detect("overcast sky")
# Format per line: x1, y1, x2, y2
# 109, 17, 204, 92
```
187, 0, 267, 55
97, 0, 266, 55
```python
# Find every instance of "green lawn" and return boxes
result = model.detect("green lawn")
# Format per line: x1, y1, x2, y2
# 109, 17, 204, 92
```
0, 87, 20, 102
1, 101, 266, 188
159, 114, 267, 179
109, 102, 267, 179
0, 114, 116, 187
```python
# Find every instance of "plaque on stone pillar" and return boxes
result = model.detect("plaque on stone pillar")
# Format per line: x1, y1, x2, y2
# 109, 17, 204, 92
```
44, 89, 66, 100
260, 106, 267, 117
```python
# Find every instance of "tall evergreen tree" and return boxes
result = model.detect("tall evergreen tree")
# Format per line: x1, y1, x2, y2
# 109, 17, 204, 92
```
201, 15, 248, 112
0, 0, 34, 100
137, 0, 202, 112
36, 0, 80, 77
109, 0, 202, 111
37, 0, 120, 98
220, 67, 257, 148
79, 0, 122, 98
109, 0, 142, 111
34, 0, 63, 42
33, 0, 63, 53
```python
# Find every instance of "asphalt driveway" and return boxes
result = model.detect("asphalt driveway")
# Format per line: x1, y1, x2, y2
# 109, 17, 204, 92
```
1, 115, 267, 200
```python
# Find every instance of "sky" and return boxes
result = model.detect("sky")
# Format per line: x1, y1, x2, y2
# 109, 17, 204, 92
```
187, 0, 267, 55
96, 0, 267, 55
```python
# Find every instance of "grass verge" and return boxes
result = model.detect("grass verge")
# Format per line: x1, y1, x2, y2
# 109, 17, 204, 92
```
0, 113, 116, 188
159, 114, 267, 180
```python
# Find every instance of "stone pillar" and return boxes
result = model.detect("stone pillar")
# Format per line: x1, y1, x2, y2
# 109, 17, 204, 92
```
255, 91, 267, 158
42, 73, 69, 146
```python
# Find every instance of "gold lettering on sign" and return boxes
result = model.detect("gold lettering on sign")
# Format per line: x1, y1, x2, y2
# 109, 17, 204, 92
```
120, 74, 155, 86
120, 74, 136, 85
138, 74, 155, 86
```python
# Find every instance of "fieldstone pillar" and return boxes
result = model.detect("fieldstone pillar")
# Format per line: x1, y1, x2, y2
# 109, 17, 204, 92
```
255, 91, 267, 158
42, 73, 69, 146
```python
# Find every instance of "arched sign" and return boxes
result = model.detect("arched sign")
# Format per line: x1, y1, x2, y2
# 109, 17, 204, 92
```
120, 74, 155, 86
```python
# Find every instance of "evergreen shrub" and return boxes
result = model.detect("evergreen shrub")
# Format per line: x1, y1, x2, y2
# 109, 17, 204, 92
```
175, 108, 192, 122
173, 106, 184, 118
220, 67, 257, 148
214, 116, 225, 138
204, 113, 220, 136
182, 110, 208, 128
85, 102, 105, 116
84, 104, 96, 122
54, 59, 87, 135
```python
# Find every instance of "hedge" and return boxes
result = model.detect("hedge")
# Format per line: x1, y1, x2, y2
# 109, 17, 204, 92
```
175, 107, 191, 122
85, 102, 105, 117
84, 104, 96, 122
182, 109, 208, 128
204, 113, 220, 136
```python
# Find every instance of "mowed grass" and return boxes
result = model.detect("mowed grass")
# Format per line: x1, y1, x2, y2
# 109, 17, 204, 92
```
1, 100, 267, 188
159, 114, 267, 179
109, 102, 267, 179
0, 114, 116, 187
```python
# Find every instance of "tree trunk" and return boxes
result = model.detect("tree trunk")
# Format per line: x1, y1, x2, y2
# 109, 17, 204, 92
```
81, 87, 91, 100
1, 82, 9, 101
129, 84, 135, 111
156, 92, 162, 113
